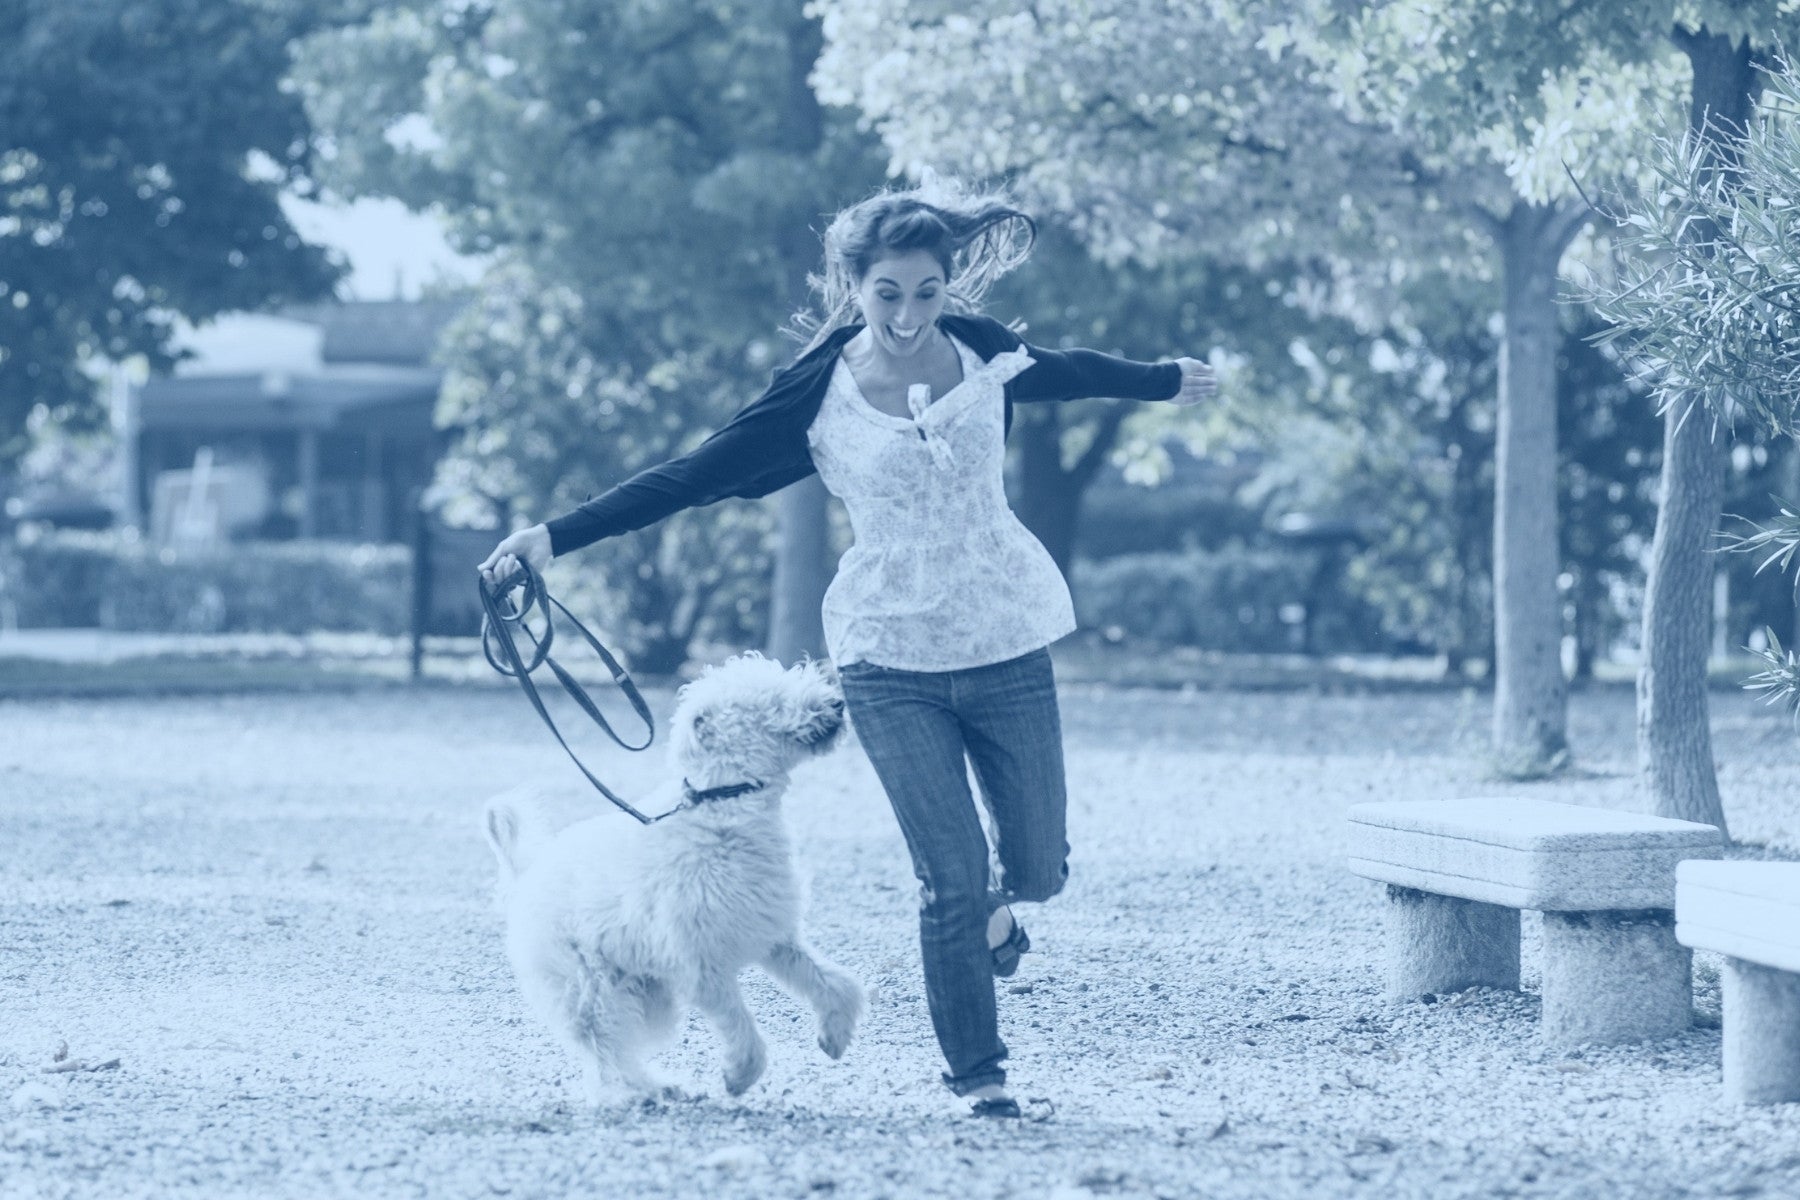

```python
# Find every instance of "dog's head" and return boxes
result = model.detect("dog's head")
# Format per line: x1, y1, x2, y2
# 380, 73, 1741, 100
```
669, 653, 845, 790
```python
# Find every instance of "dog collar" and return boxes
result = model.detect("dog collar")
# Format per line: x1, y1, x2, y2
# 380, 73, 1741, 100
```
680, 779, 767, 807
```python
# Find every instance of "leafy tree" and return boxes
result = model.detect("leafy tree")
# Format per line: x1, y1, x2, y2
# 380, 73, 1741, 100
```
430, 265, 769, 671
293, 0, 886, 667
1595, 54, 1800, 725
1245, 280, 1658, 678
0, 0, 345, 472
1283, 3, 1800, 813
1240, 283, 1502, 669
1280, 1, 1702, 776
811, 0, 1478, 641
985, 225, 1321, 585
815, 0, 1678, 776
812, 0, 1459, 274
1543, 7, 1800, 830
1556, 312, 1664, 682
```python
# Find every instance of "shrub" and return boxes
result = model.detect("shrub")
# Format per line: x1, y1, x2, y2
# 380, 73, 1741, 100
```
1073, 546, 1317, 652
0, 530, 411, 635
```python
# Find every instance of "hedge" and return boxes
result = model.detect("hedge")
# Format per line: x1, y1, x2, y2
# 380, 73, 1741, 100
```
1072, 546, 1317, 652
0, 530, 411, 635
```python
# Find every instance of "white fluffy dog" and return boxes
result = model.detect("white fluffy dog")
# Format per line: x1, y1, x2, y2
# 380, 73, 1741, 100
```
483, 653, 863, 1105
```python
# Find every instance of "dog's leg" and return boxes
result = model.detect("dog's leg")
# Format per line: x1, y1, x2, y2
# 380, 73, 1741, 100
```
521, 943, 669, 1106
761, 940, 864, 1060
693, 971, 767, 1097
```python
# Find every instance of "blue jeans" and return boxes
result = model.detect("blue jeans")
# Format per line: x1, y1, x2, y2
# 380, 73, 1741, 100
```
837, 647, 1069, 1095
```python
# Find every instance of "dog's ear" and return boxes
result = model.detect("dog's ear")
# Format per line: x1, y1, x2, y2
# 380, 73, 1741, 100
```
484, 803, 522, 874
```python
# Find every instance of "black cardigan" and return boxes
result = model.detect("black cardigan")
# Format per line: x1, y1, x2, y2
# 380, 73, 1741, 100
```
544, 312, 1182, 556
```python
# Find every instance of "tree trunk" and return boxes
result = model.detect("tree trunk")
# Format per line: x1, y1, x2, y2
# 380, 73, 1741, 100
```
1010, 402, 1132, 602
1638, 28, 1759, 833
766, 474, 831, 664
1787, 439, 1800, 653
1013, 407, 1083, 576
1638, 401, 1730, 828
1492, 200, 1582, 776
765, 8, 832, 664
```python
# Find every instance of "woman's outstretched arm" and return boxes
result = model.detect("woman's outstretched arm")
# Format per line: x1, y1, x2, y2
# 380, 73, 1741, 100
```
477, 370, 821, 579
1000, 331, 1215, 407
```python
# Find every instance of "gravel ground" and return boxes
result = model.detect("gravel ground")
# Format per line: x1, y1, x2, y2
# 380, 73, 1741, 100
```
3, 676, 1799, 1199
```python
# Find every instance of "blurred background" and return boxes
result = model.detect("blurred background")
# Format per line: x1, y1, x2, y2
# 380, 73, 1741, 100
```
5, 1, 1800, 777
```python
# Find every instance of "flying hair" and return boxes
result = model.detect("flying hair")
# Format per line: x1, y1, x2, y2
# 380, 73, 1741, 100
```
788, 174, 1037, 354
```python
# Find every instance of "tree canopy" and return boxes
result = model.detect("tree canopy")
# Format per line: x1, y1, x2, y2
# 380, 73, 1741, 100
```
812, 0, 1465, 286
0, 0, 346, 468
293, 0, 887, 666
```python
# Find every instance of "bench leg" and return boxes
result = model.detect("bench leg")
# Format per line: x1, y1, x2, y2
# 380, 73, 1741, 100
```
1384, 885, 1519, 1005
1539, 909, 1689, 1049
1723, 957, 1800, 1105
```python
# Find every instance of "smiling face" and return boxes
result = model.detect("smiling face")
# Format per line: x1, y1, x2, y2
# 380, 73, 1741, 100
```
855, 249, 949, 358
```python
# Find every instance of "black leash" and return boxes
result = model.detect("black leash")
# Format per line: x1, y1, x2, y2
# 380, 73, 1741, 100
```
478, 562, 661, 824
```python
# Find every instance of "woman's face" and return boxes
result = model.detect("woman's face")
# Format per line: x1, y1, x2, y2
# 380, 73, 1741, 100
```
856, 249, 948, 358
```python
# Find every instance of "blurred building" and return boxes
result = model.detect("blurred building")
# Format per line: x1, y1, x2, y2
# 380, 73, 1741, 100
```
126, 299, 462, 543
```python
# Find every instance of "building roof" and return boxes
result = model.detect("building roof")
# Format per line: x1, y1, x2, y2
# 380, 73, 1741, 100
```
283, 299, 464, 366
137, 300, 465, 434
137, 365, 442, 433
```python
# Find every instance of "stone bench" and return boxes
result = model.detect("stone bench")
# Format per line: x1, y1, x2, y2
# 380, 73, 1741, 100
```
1348, 798, 1723, 1048
1675, 861, 1800, 1104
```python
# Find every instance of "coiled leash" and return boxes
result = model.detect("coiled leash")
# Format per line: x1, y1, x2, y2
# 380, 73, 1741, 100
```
478, 562, 660, 824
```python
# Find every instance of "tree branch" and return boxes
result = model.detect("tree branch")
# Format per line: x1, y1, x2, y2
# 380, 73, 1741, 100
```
1549, 195, 1593, 254
1069, 402, 1131, 491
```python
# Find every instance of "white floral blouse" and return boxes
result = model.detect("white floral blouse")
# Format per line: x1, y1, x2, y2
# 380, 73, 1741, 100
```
805, 334, 1077, 671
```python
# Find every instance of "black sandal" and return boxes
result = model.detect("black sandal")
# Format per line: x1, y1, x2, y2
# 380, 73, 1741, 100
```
969, 1096, 1022, 1119
990, 912, 1031, 977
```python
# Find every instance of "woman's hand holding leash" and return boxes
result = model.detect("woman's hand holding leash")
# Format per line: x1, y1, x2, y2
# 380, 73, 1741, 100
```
475, 555, 660, 824
1170, 356, 1218, 408
479, 523, 553, 591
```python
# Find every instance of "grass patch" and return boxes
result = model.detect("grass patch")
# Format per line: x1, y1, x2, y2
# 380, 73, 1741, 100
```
0, 654, 403, 698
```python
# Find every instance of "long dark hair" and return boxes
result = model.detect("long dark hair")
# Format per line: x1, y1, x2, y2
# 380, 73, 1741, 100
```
789, 176, 1037, 354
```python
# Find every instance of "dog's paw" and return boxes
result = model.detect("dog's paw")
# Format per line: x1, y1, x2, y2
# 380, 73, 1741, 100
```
722, 1041, 767, 1097
818, 1009, 857, 1060
653, 1082, 695, 1105
817, 1026, 853, 1061
816, 977, 864, 1060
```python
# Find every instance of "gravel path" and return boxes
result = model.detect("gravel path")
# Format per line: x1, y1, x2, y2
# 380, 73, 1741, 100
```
3, 678, 1798, 1199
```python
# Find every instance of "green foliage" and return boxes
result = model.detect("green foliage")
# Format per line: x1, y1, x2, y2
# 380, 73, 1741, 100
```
1593, 59, 1800, 431
1744, 625, 1800, 717
1236, 284, 1660, 671
1721, 496, 1800, 577
1071, 547, 1322, 653
1556, 312, 1666, 675
1294, 0, 1684, 201
429, 263, 775, 671
295, 0, 887, 668
1592, 52, 1800, 708
294, 0, 880, 361
1243, 281, 1501, 665
0, 0, 347, 469
0, 530, 410, 634
812, 0, 1460, 283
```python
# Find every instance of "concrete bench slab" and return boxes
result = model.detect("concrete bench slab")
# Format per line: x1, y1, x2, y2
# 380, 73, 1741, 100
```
1675, 861, 1800, 973
1676, 862, 1800, 1105
1348, 798, 1723, 911
1347, 798, 1723, 1050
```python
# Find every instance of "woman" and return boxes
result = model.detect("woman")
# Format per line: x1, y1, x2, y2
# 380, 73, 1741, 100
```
479, 182, 1216, 1117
